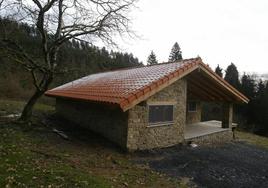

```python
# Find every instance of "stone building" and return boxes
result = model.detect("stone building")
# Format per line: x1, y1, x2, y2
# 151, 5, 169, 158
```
45, 57, 249, 151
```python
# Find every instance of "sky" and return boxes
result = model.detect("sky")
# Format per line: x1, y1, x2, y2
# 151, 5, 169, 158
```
114, 0, 268, 74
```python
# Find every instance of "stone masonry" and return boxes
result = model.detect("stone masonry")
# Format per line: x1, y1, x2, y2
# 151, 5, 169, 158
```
126, 79, 187, 151
55, 77, 233, 151
186, 130, 233, 145
56, 79, 188, 151
56, 99, 128, 149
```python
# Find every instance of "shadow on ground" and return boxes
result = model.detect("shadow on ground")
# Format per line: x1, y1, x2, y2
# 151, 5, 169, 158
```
133, 142, 268, 188
41, 114, 125, 153
24, 113, 268, 188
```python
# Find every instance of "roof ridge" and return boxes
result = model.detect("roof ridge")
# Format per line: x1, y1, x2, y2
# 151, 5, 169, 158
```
90, 57, 201, 75
46, 56, 249, 111
145, 57, 201, 67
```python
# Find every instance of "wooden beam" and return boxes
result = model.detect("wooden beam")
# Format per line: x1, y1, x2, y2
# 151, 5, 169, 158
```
199, 65, 249, 103
222, 103, 233, 128
187, 91, 202, 100
188, 83, 217, 101
188, 78, 223, 100
188, 74, 233, 102
188, 90, 211, 101
188, 79, 224, 101
197, 71, 236, 101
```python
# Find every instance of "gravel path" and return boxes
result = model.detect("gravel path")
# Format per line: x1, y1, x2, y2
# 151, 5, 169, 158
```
134, 142, 268, 188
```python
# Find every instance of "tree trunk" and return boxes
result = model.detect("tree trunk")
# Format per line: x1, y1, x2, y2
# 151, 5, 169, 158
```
19, 89, 45, 122
19, 73, 53, 122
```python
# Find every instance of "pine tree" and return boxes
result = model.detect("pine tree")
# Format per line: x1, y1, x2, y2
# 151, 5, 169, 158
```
257, 80, 265, 97
215, 64, 223, 77
147, 51, 158, 65
240, 73, 255, 99
224, 63, 241, 90
168, 42, 182, 62
265, 82, 268, 93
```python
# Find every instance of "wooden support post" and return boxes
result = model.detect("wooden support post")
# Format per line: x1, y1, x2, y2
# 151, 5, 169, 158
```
222, 103, 233, 128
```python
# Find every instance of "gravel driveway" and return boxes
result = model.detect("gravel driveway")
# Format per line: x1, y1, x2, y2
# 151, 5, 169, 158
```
134, 142, 268, 188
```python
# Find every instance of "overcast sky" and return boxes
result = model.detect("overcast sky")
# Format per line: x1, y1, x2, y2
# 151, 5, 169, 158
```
115, 0, 268, 74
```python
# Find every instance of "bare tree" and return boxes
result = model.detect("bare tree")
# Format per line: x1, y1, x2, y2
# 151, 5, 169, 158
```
0, 0, 137, 121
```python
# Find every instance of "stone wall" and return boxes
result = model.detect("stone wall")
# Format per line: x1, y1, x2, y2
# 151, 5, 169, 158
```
56, 98, 128, 149
186, 129, 233, 145
127, 79, 187, 151
56, 78, 188, 151
186, 101, 202, 124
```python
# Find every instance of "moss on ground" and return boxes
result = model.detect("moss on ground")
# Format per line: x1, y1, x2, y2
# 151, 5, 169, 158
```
0, 99, 181, 187
236, 131, 268, 149
0, 126, 109, 188
2, 99, 268, 187
0, 99, 54, 114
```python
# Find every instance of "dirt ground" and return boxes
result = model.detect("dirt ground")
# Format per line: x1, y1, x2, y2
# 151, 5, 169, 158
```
134, 142, 268, 188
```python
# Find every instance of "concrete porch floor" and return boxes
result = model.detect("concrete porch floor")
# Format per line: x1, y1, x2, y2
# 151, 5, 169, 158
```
184, 120, 234, 139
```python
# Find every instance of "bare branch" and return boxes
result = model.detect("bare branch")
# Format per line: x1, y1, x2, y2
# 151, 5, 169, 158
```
55, 0, 63, 39
43, 0, 58, 12
32, 0, 42, 9
0, 39, 47, 72
0, 0, 4, 7
0, 0, 138, 120
31, 69, 42, 91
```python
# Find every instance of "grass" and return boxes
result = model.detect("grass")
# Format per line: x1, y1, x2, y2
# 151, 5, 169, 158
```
0, 127, 108, 188
0, 99, 54, 114
2, 99, 267, 187
236, 130, 268, 149
0, 99, 182, 188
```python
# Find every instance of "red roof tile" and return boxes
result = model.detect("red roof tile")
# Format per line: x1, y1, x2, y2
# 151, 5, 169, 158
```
45, 57, 249, 111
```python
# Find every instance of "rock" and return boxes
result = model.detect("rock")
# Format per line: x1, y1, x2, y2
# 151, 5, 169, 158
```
190, 143, 198, 148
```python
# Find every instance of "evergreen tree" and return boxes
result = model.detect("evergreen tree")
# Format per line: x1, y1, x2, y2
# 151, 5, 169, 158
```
168, 42, 182, 62
147, 51, 158, 65
265, 82, 268, 93
251, 79, 268, 134
257, 80, 265, 96
224, 63, 241, 89
240, 73, 255, 99
1, 0, 138, 121
0, 17, 143, 98
215, 64, 223, 77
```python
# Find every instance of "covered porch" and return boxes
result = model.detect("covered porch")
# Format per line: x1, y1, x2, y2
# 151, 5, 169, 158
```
183, 68, 247, 143
184, 120, 236, 140
185, 68, 240, 128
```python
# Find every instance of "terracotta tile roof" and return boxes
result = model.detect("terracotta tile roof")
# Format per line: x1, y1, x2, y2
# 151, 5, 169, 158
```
45, 57, 249, 111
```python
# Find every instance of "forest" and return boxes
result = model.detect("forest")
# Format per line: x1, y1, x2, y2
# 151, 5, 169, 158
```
0, 18, 267, 136
204, 63, 268, 136
0, 18, 142, 100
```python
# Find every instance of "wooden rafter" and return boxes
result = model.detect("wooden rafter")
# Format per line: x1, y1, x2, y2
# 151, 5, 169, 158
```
188, 73, 233, 102
196, 72, 235, 100
188, 79, 225, 101
187, 83, 217, 101
199, 65, 248, 103
187, 89, 211, 101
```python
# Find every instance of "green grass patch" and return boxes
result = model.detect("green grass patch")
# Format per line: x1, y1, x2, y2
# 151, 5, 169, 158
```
0, 99, 54, 114
0, 99, 181, 187
0, 126, 109, 188
236, 131, 268, 149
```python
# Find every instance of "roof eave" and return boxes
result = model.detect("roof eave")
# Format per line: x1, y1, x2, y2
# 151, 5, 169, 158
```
198, 63, 249, 104
120, 61, 249, 111
120, 61, 201, 111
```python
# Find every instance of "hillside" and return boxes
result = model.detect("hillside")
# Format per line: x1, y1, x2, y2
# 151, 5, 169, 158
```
0, 100, 183, 188
0, 18, 142, 101
1, 100, 268, 187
